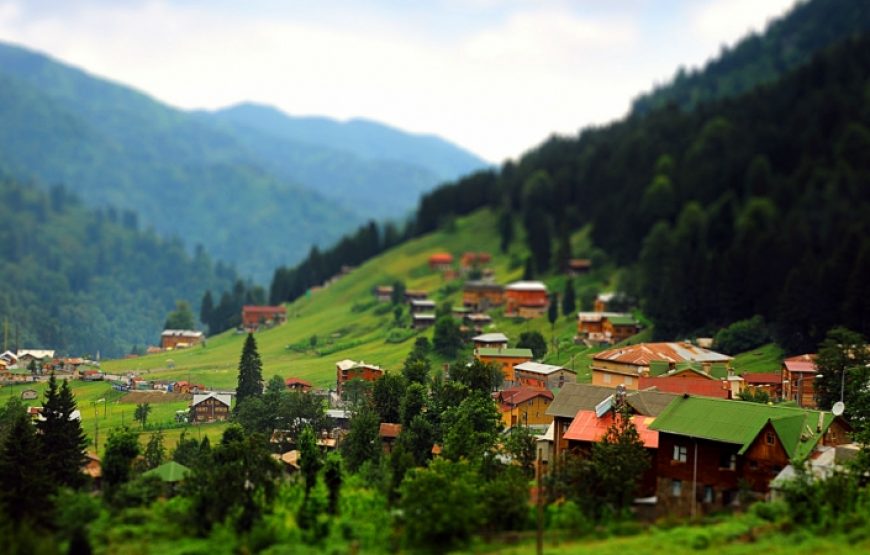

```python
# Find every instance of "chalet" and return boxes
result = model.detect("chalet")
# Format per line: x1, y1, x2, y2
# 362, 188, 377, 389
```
593, 292, 616, 313
374, 285, 393, 302
464, 313, 492, 330
504, 281, 549, 318
335, 359, 384, 396
17, 349, 55, 367
285, 377, 312, 392
404, 290, 429, 301
781, 354, 818, 408
428, 252, 454, 271
546, 383, 676, 467
638, 376, 729, 399
591, 343, 732, 390
604, 315, 641, 342
0, 350, 18, 367
190, 392, 231, 423
241, 305, 287, 329
566, 258, 592, 276
411, 313, 436, 330
379, 423, 402, 454
514, 361, 577, 389
472, 332, 509, 352
576, 312, 640, 343
495, 386, 554, 428
462, 281, 504, 311
742, 373, 783, 400
409, 299, 436, 314
161, 329, 204, 350
476, 347, 533, 383
460, 251, 492, 269
650, 395, 851, 515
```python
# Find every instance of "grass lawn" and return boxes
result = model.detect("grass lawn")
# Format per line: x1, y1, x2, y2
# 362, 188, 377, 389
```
733, 343, 784, 373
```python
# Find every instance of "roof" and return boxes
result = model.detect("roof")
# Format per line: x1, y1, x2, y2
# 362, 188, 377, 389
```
285, 377, 312, 387
638, 377, 729, 399
410, 299, 436, 307
568, 259, 592, 268
649, 395, 837, 461
473, 333, 509, 344
429, 252, 453, 262
515, 361, 575, 376
564, 411, 658, 448
625, 390, 678, 416
742, 373, 783, 385
243, 305, 286, 314
379, 423, 402, 439
497, 386, 554, 408
413, 313, 436, 320
17, 349, 55, 359
608, 316, 639, 326
546, 383, 620, 418
593, 342, 732, 367
161, 329, 203, 338
477, 348, 533, 359
192, 392, 231, 407
336, 359, 382, 372
506, 281, 548, 292
142, 461, 191, 482
783, 354, 817, 373
597, 292, 616, 302
466, 313, 492, 322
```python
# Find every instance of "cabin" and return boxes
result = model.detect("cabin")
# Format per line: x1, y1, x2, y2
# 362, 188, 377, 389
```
494, 386, 554, 428
0, 350, 18, 367
781, 354, 818, 408
603, 315, 641, 342
566, 258, 592, 276
17, 349, 56, 367
374, 285, 393, 302
428, 252, 454, 271
411, 313, 436, 330
504, 281, 549, 318
576, 312, 639, 343
462, 281, 504, 311
464, 313, 492, 331
472, 332, 509, 352
404, 290, 429, 302
379, 423, 402, 454
650, 395, 851, 515
285, 377, 312, 393
409, 299, 436, 314
593, 292, 615, 313
514, 361, 577, 389
742, 373, 783, 400
476, 347, 533, 383
590, 342, 732, 390
335, 359, 384, 396
160, 329, 204, 350
241, 305, 287, 329
460, 251, 492, 269
190, 392, 232, 423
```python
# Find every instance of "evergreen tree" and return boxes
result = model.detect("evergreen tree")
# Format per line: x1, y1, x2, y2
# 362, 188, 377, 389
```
323, 453, 342, 515
143, 429, 165, 470
37, 375, 88, 489
0, 412, 53, 523
548, 292, 558, 331
522, 256, 534, 280
497, 208, 514, 253
134, 402, 151, 429
562, 278, 576, 317
235, 333, 264, 406
298, 426, 321, 496
102, 428, 140, 497
341, 404, 380, 472
200, 290, 214, 329
517, 331, 547, 360
164, 300, 196, 330
433, 316, 462, 359
372, 372, 406, 424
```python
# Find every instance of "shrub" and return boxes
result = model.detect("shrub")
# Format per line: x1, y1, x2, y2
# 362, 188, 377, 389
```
713, 315, 769, 355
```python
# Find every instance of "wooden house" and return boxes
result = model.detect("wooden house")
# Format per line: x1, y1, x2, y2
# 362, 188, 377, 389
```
17, 349, 55, 367
379, 423, 402, 454
593, 292, 616, 313
428, 252, 454, 271
514, 361, 577, 389
504, 281, 549, 318
464, 313, 492, 331
742, 373, 783, 400
460, 251, 492, 269
650, 395, 851, 515
638, 376, 729, 399
472, 332, 509, 352
476, 347, 533, 383
404, 290, 429, 301
411, 313, 436, 330
591, 343, 732, 390
241, 305, 287, 329
335, 359, 384, 396
462, 281, 504, 311
285, 377, 313, 393
190, 392, 232, 423
374, 285, 393, 302
577, 312, 640, 343
603, 315, 641, 342
495, 386, 554, 428
781, 354, 818, 408
0, 350, 18, 367
160, 329, 204, 350
409, 299, 436, 314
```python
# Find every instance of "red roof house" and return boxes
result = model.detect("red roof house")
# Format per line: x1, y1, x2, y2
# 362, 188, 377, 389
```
285, 377, 312, 392
429, 252, 454, 271
242, 305, 287, 329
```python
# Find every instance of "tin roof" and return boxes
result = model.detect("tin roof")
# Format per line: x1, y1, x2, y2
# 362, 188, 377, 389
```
783, 354, 817, 373
472, 333, 509, 344
515, 361, 574, 376
506, 281, 548, 292
477, 348, 533, 359
593, 342, 732, 366
564, 410, 658, 448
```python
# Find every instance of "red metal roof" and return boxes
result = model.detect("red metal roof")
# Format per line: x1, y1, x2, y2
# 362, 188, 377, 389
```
638, 377, 729, 399
742, 373, 783, 384
429, 252, 454, 263
783, 354, 817, 373
285, 377, 312, 387
379, 423, 402, 439
563, 410, 659, 448
593, 342, 732, 366
495, 386, 554, 409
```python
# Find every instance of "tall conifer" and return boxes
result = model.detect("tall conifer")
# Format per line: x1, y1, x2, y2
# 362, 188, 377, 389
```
37, 374, 87, 489
236, 333, 264, 406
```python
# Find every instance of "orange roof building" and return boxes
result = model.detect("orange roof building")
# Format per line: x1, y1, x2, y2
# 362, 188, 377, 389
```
428, 252, 454, 271
591, 342, 732, 390
781, 354, 818, 407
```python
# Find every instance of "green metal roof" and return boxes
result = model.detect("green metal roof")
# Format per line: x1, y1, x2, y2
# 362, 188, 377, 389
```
649, 396, 835, 463
477, 348, 533, 359
142, 461, 191, 483
608, 316, 638, 326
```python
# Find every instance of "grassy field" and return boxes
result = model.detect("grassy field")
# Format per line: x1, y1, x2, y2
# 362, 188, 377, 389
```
733, 343, 784, 373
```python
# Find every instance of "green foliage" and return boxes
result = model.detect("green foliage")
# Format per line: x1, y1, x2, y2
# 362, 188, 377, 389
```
815, 328, 870, 421
236, 333, 264, 405
402, 354, 431, 384
37, 375, 88, 490
341, 404, 380, 473
517, 331, 547, 360
323, 453, 342, 515
0, 411, 53, 524
143, 428, 165, 470
548, 292, 559, 328
714, 316, 770, 355
164, 300, 196, 330
102, 428, 141, 497
433, 315, 462, 359
442, 392, 501, 461
134, 402, 151, 429
739, 388, 771, 404
504, 426, 537, 479
372, 372, 406, 424
450, 358, 502, 393
562, 278, 577, 317
390, 280, 406, 305
400, 383, 427, 427
299, 426, 322, 496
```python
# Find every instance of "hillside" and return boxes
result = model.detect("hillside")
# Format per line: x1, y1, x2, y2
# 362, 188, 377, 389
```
0, 176, 235, 358
631, 0, 870, 114
0, 42, 485, 280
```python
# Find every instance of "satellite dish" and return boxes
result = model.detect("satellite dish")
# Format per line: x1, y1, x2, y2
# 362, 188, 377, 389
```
832, 401, 845, 416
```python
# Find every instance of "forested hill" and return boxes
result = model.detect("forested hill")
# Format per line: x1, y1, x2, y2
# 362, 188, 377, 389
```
271, 32, 870, 356
0, 177, 237, 358
0, 42, 484, 281
631, 0, 870, 114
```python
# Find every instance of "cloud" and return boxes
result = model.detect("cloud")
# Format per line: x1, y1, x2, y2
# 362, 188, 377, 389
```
690, 0, 796, 47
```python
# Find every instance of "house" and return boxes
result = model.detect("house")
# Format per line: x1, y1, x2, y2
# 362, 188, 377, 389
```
576, 312, 640, 344
241, 305, 287, 329
590, 343, 732, 390
409, 299, 436, 314
411, 313, 436, 330
17, 349, 56, 367
476, 347, 533, 383
603, 315, 641, 342
285, 377, 312, 392
593, 292, 616, 313
781, 354, 818, 408
462, 281, 505, 311
495, 386, 554, 429
472, 332, 509, 352
82, 452, 102, 487
460, 251, 492, 270
505, 281, 549, 318
452, 306, 472, 318
742, 373, 783, 400
190, 392, 232, 423
374, 285, 393, 302
464, 313, 492, 330
335, 360, 384, 396
428, 252, 454, 271
546, 383, 676, 467
143, 460, 192, 483
161, 329, 204, 350
404, 290, 429, 301
638, 376, 730, 399
379, 423, 402, 454
171, 380, 204, 395
649, 395, 851, 515
0, 350, 18, 367
566, 258, 592, 276
514, 361, 577, 389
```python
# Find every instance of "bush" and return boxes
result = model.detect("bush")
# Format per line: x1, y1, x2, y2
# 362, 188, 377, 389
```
385, 328, 416, 344
713, 315, 769, 355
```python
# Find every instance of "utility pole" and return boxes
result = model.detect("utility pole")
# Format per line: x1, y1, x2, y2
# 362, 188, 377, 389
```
536, 447, 544, 555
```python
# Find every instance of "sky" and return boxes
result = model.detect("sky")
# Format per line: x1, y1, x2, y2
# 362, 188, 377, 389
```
0, 0, 797, 163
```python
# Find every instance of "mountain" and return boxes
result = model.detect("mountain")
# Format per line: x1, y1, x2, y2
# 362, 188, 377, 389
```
631, 0, 870, 114
0, 176, 238, 358
0, 42, 485, 281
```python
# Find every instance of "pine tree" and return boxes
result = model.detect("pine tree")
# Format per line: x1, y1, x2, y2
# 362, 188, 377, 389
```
37, 375, 88, 489
236, 333, 264, 406
562, 278, 576, 317
299, 426, 321, 496
200, 290, 214, 330
0, 412, 53, 523
548, 293, 558, 331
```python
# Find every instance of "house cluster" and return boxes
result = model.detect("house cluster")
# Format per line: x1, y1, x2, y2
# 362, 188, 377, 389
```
574, 292, 641, 345
0, 349, 101, 383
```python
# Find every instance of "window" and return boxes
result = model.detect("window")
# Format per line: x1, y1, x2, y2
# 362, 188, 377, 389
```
603, 373, 612, 384
673, 445, 688, 463
703, 486, 714, 503
719, 452, 737, 470
671, 480, 682, 497
765, 432, 775, 445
